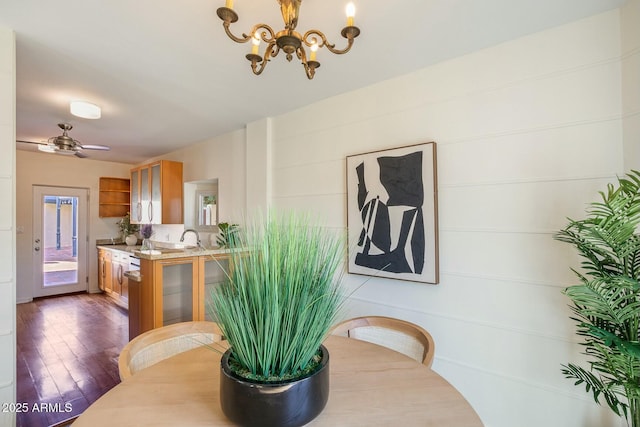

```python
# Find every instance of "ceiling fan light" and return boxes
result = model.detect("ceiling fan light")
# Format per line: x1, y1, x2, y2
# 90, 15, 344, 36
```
70, 101, 101, 119
37, 144, 56, 153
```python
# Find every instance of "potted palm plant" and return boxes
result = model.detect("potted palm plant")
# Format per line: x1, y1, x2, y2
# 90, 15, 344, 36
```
555, 170, 640, 426
209, 211, 345, 427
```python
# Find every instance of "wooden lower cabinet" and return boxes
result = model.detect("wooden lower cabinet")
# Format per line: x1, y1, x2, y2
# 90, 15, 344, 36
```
111, 251, 129, 307
130, 253, 229, 339
98, 249, 112, 293
97, 247, 132, 309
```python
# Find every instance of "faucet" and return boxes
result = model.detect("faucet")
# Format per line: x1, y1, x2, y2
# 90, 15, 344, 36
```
180, 229, 202, 248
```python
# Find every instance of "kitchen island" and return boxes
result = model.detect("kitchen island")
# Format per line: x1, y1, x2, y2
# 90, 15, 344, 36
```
97, 242, 231, 340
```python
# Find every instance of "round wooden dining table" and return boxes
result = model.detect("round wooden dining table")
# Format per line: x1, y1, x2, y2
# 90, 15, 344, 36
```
73, 335, 483, 426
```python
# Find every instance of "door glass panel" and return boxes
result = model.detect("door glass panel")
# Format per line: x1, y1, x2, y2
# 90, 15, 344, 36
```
203, 257, 229, 321
43, 195, 78, 287
140, 167, 149, 222
131, 169, 140, 223
162, 263, 193, 325
151, 163, 161, 223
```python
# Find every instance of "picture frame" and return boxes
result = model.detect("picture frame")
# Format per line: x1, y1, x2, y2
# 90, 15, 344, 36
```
346, 142, 439, 284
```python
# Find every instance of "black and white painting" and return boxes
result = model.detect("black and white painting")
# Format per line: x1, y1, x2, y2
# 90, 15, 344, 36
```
346, 142, 439, 284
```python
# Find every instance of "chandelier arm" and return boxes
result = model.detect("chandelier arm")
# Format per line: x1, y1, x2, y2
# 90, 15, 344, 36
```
249, 60, 266, 75
302, 29, 357, 55
250, 24, 276, 43
324, 36, 355, 55
295, 46, 319, 80
303, 63, 316, 79
265, 41, 279, 62
222, 21, 252, 44
249, 41, 278, 76
221, 20, 277, 45
302, 30, 331, 49
271, 43, 282, 58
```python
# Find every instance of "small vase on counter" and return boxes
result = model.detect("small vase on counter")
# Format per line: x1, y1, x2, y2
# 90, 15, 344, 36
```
141, 238, 153, 251
125, 234, 138, 246
140, 224, 153, 251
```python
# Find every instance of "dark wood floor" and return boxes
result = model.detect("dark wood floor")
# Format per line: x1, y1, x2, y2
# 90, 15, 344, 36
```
16, 293, 128, 427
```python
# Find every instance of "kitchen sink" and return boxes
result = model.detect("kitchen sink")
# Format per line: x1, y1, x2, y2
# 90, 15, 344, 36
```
137, 248, 187, 255
154, 243, 198, 250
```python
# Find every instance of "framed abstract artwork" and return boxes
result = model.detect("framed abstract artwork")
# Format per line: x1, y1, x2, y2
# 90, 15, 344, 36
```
346, 142, 439, 284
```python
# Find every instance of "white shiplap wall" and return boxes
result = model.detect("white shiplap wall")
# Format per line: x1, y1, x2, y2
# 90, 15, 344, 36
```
0, 26, 15, 427
266, 9, 628, 427
622, 0, 640, 172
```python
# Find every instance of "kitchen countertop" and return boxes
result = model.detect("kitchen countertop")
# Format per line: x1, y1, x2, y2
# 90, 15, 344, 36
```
96, 243, 231, 260
96, 243, 140, 255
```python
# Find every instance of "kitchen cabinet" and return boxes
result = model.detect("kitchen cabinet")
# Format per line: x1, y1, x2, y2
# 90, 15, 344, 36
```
98, 177, 131, 218
200, 256, 230, 322
97, 246, 135, 309
130, 160, 183, 224
98, 248, 112, 293
158, 258, 198, 325
136, 256, 199, 334
112, 251, 130, 307
131, 252, 230, 339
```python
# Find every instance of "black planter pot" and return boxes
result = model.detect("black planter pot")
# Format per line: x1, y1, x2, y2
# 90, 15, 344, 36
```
219, 345, 330, 427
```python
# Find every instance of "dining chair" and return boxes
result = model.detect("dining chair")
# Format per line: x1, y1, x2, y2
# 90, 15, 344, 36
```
48, 415, 79, 427
331, 316, 436, 367
118, 321, 224, 380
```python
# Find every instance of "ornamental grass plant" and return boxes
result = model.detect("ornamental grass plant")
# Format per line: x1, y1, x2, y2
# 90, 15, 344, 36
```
209, 211, 346, 382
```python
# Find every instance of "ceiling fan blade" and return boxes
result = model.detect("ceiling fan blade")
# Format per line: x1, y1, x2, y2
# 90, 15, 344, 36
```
17, 140, 58, 153
16, 139, 47, 145
80, 144, 110, 151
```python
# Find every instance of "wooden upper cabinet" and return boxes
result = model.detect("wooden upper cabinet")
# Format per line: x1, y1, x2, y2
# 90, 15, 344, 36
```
130, 160, 183, 224
99, 177, 131, 218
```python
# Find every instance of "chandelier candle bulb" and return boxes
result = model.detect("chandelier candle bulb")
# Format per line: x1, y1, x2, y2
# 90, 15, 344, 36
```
310, 42, 318, 61
225, 0, 233, 9
346, 2, 355, 27
251, 35, 260, 54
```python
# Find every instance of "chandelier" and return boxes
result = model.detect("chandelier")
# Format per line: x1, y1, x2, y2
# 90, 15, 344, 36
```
216, 0, 360, 80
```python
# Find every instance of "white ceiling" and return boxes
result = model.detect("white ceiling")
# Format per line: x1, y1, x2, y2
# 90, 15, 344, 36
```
0, 0, 627, 164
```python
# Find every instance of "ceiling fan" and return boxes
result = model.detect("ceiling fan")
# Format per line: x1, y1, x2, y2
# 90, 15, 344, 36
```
17, 123, 110, 158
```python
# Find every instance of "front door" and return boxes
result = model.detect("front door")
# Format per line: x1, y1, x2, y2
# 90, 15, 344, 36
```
32, 185, 88, 297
